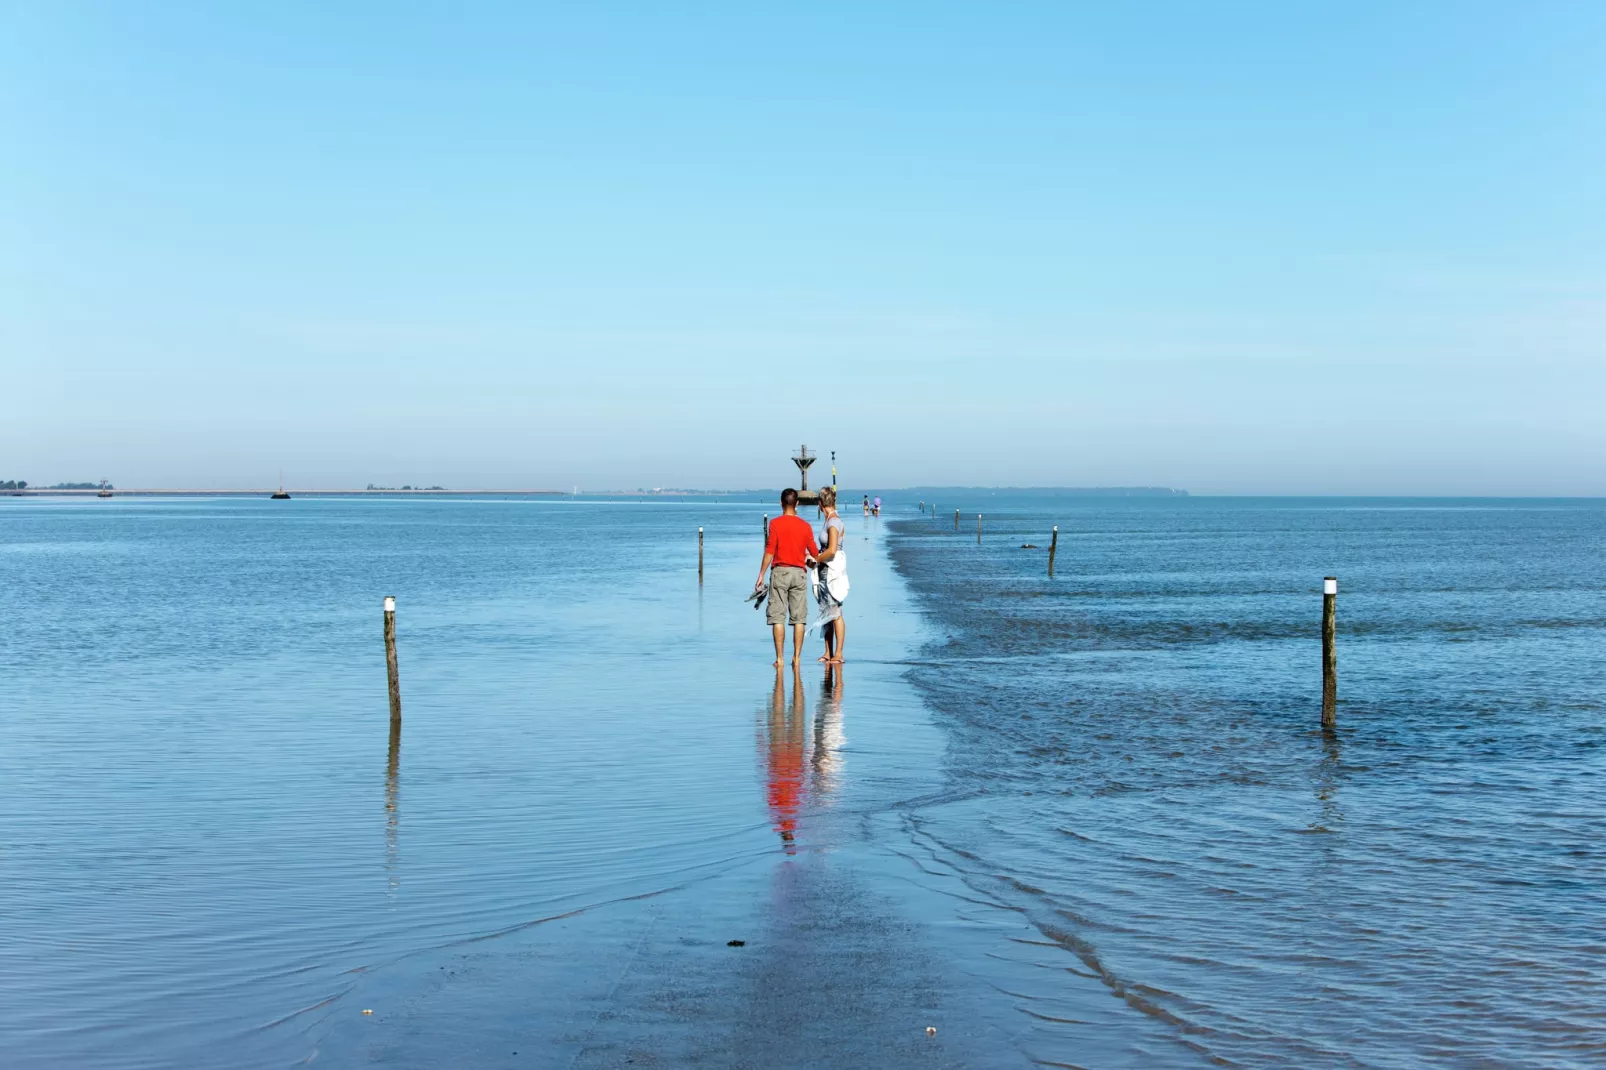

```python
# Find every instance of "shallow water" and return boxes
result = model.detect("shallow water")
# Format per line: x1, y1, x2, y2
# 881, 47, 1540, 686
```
0, 497, 963, 1068
5, 495, 1604, 1067
889, 496, 1606, 1067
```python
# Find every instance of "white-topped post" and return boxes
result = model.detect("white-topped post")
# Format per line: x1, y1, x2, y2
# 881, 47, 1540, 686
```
383, 596, 401, 723
1322, 577, 1337, 727
698, 527, 704, 584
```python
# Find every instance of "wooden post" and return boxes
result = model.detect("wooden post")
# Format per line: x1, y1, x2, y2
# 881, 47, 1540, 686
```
1322, 577, 1337, 728
1048, 525, 1058, 577
763, 514, 769, 542
698, 527, 704, 584
383, 596, 401, 723
919, 500, 924, 514
977, 513, 982, 544
954, 509, 959, 533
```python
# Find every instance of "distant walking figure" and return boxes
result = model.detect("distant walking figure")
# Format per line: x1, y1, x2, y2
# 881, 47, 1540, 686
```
863, 495, 870, 516
754, 488, 819, 668
872, 495, 881, 517
812, 487, 850, 663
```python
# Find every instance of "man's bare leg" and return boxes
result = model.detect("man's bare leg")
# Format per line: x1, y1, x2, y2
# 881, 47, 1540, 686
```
830, 616, 846, 663
772, 623, 785, 667
791, 623, 805, 668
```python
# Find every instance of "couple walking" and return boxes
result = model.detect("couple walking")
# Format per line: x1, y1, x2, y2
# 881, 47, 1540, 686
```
753, 487, 850, 668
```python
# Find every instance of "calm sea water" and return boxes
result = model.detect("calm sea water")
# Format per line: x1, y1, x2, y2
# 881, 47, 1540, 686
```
1, 496, 956, 1068
890, 495, 1606, 1068
4, 495, 1604, 1067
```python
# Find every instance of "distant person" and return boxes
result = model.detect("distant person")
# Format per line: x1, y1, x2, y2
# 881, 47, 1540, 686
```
872, 495, 882, 517
754, 487, 819, 668
863, 495, 870, 516
812, 486, 849, 663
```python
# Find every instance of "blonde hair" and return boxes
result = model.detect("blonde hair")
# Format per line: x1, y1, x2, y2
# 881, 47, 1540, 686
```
819, 487, 837, 508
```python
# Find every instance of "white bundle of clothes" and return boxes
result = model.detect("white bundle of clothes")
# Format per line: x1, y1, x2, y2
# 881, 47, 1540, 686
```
807, 519, 850, 631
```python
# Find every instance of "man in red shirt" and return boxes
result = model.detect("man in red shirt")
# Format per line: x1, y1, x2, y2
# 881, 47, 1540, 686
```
754, 487, 819, 667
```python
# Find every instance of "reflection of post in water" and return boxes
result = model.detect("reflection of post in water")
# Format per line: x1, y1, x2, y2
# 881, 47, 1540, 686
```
763, 668, 808, 854
385, 719, 401, 893
1311, 724, 1344, 832
811, 663, 845, 800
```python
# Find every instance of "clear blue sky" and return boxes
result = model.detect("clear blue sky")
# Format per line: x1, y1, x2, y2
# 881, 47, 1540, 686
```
4, 2, 1603, 493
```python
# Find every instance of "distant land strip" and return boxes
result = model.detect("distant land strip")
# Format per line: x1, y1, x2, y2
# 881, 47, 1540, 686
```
903, 486, 1189, 497
14, 488, 569, 497
10, 485, 1191, 498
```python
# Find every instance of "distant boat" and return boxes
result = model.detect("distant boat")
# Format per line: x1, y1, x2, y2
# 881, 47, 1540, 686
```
271, 471, 290, 500
97, 479, 112, 499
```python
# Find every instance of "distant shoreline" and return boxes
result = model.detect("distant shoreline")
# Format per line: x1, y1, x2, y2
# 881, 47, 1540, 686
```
4, 486, 1192, 498
9, 488, 570, 497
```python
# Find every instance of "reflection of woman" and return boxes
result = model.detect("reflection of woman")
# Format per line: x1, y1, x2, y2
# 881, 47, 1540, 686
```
811, 487, 849, 663
811, 663, 845, 800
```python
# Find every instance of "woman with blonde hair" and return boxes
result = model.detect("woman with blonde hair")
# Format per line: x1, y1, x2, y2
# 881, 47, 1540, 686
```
809, 487, 850, 663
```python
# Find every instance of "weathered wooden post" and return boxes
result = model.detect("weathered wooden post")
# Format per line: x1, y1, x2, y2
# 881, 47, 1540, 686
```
954, 509, 959, 533
919, 500, 924, 514
977, 513, 982, 544
763, 514, 770, 542
1048, 525, 1058, 576
1322, 576, 1337, 727
698, 527, 704, 584
383, 596, 401, 723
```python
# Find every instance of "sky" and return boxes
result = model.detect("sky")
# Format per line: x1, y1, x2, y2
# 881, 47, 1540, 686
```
3, 2, 1604, 494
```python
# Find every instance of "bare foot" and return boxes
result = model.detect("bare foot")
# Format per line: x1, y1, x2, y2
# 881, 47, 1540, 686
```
817, 654, 831, 663
772, 659, 784, 668
791, 657, 802, 668
829, 656, 844, 664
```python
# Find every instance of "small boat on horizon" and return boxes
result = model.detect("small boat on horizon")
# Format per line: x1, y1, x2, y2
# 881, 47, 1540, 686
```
97, 479, 112, 499
271, 471, 290, 500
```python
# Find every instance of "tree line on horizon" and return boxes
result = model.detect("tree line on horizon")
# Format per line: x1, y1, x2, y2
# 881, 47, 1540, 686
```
2, 481, 115, 491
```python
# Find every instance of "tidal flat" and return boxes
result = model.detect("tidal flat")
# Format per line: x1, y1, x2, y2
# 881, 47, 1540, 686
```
3, 496, 1603, 1067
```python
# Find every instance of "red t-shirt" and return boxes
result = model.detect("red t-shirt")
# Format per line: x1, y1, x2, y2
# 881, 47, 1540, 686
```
765, 514, 818, 569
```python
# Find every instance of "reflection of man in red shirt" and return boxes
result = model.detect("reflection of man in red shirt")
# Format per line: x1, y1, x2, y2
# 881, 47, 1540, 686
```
753, 488, 819, 668
764, 667, 807, 853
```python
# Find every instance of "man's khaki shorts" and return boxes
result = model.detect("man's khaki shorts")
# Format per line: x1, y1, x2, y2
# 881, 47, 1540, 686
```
766, 566, 808, 626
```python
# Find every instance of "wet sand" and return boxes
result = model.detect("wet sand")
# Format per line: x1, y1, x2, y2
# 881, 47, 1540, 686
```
311, 819, 1016, 1067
